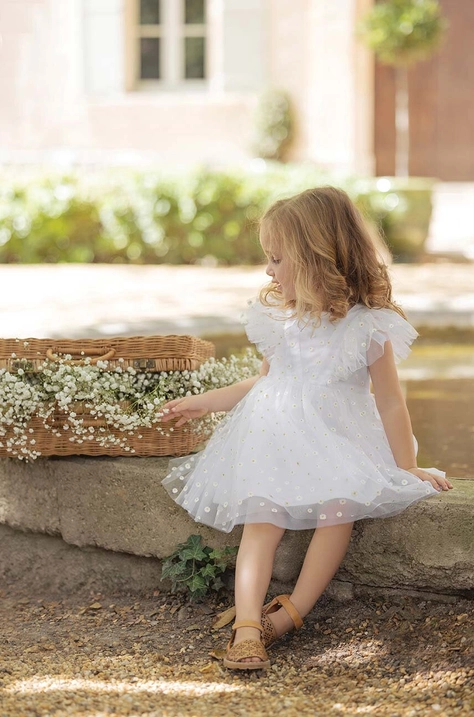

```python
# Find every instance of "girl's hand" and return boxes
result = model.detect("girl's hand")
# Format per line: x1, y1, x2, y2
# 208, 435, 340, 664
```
407, 467, 453, 492
159, 394, 211, 428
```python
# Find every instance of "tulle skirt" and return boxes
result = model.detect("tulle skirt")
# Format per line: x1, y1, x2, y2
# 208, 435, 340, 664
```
162, 377, 441, 533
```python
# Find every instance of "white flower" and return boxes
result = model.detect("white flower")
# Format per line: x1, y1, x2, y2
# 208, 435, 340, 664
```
0, 347, 261, 461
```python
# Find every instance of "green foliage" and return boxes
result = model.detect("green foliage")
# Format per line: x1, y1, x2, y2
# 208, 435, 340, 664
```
0, 165, 331, 265
161, 534, 238, 600
353, 177, 435, 260
251, 88, 293, 161
0, 178, 103, 263
358, 0, 448, 67
0, 165, 433, 264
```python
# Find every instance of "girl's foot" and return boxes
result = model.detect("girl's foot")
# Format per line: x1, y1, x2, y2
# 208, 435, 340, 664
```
215, 594, 304, 652
264, 606, 295, 639
261, 595, 304, 647
223, 621, 270, 671
233, 626, 265, 663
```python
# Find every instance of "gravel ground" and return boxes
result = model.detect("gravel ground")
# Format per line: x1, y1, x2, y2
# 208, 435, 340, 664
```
0, 587, 472, 717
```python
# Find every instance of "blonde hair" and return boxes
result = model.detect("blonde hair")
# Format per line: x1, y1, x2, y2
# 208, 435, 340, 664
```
259, 186, 405, 322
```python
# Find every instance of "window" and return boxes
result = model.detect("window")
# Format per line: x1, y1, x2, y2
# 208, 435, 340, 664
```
130, 0, 207, 89
184, 0, 206, 79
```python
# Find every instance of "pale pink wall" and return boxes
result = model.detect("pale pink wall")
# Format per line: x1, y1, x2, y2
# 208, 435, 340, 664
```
0, 0, 374, 172
85, 96, 257, 164
0, 0, 258, 165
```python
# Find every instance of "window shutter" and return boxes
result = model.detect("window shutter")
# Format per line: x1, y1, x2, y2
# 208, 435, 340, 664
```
221, 0, 268, 91
83, 0, 124, 94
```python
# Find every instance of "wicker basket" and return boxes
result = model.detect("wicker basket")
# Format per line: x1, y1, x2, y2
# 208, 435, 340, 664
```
0, 333, 215, 459
0, 401, 206, 459
0, 335, 215, 373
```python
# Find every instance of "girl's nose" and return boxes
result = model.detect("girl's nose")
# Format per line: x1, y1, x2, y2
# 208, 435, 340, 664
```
265, 264, 274, 277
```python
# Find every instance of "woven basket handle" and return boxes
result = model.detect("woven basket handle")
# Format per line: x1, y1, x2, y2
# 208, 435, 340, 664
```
45, 347, 116, 365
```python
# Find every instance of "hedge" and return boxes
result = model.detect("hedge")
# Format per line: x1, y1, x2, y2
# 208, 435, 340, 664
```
0, 165, 431, 264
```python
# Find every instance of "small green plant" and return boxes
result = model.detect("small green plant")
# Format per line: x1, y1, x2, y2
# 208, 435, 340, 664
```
161, 534, 238, 600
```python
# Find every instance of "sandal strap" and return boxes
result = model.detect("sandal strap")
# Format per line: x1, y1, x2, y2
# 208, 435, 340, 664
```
261, 613, 277, 647
274, 594, 304, 630
232, 620, 263, 632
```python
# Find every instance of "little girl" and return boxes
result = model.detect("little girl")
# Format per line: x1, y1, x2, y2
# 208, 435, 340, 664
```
161, 186, 452, 671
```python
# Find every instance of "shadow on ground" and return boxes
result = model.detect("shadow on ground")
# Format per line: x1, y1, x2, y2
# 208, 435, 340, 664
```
0, 588, 472, 717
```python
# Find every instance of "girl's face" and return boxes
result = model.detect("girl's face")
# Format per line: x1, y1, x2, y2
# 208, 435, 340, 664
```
260, 226, 295, 300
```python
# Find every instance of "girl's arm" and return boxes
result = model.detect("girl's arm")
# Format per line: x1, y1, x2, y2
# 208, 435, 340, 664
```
159, 357, 270, 427
369, 342, 452, 492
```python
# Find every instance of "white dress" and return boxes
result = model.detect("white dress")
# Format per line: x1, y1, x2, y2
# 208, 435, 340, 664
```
162, 300, 443, 533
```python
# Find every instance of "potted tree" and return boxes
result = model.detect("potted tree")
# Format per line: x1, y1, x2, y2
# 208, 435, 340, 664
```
358, 0, 448, 260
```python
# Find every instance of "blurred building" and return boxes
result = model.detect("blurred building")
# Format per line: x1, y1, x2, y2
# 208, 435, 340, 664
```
0, 0, 472, 179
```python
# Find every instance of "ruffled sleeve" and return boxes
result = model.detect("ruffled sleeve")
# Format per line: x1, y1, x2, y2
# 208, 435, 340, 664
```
330, 306, 418, 382
241, 299, 286, 362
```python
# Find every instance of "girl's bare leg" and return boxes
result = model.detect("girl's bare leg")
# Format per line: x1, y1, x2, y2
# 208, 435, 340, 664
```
268, 521, 354, 638
233, 522, 285, 663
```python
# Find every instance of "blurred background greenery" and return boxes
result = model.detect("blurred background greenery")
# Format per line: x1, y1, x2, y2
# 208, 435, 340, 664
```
0, 166, 435, 265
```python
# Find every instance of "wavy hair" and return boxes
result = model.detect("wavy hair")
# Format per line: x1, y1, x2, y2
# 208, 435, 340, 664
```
259, 186, 405, 322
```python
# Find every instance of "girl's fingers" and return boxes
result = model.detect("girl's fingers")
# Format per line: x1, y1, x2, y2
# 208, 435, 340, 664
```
158, 400, 185, 422
408, 468, 452, 492
159, 411, 187, 424
422, 472, 452, 492
160, 399, 193, 418
438, 478, 453, 490
426, 477, 443, 492
431, 476, 452, 491
174, 416, 189, 427
158, 400, 206, 425
161, 398, 184, 411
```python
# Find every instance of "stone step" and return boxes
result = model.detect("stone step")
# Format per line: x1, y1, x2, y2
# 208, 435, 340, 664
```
1, 457, 472, 598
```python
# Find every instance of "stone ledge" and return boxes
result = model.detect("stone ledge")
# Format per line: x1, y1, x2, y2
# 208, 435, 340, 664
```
0, 457, 473, 596
0, 523, 165, 596
0, 524, 462, 602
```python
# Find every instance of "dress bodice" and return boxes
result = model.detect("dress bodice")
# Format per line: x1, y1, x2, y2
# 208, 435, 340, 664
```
242, 299, 418, 389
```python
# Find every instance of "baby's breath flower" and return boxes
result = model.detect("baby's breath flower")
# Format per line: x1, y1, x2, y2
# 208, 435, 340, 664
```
0, 348, 261, 461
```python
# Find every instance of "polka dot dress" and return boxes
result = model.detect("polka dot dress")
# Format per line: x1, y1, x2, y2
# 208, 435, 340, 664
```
162, 300, 443, 533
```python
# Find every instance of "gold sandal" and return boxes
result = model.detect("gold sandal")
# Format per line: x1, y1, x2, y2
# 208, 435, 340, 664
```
260, 594, 304, 648
223, 620, 270, 671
